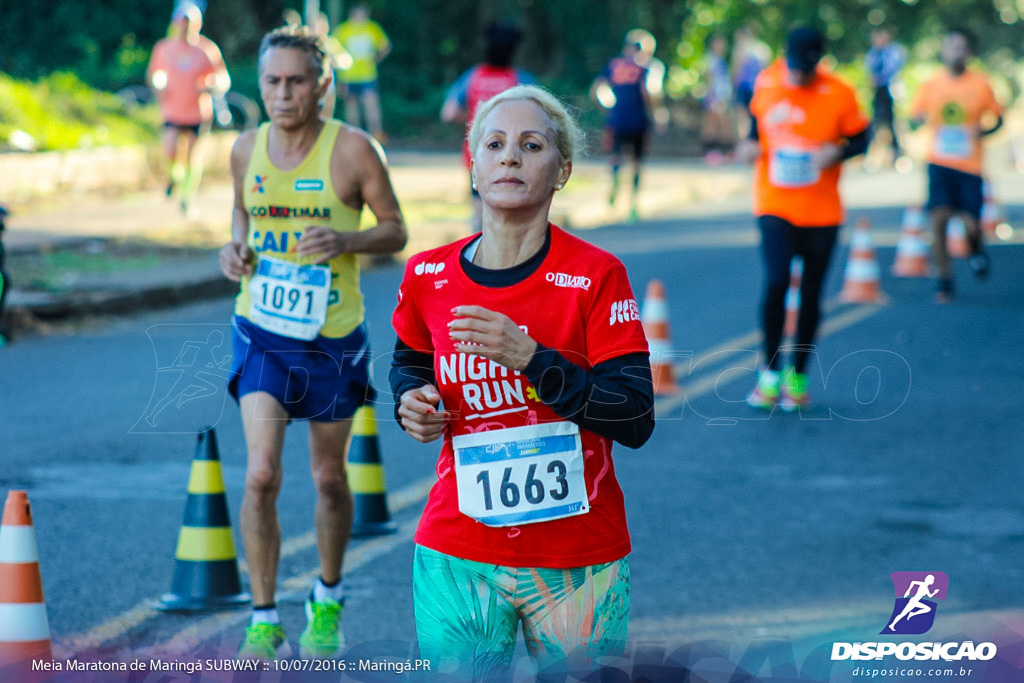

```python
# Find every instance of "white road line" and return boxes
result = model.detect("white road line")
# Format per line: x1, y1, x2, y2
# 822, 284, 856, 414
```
57, 479, 432, 657
655, 303, 885, 416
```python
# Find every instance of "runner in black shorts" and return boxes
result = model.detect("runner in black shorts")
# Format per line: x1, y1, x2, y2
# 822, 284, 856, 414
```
910, 28, 1002, 302
592, 37, 652, 221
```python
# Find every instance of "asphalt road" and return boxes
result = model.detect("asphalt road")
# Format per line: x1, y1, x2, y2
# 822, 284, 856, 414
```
1, 205, 1022, 682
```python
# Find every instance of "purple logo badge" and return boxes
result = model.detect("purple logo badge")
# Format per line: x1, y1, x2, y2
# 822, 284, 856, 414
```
881, 571, 949, 635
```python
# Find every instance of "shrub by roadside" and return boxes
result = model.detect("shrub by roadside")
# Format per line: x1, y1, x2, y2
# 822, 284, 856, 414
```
0, 72, 159, 152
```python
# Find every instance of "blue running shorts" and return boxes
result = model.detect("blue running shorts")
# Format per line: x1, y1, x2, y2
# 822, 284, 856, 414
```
228, 315, 375, 421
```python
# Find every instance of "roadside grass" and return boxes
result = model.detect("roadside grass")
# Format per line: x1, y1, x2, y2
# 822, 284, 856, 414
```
0, 72, 158, 151
7, 240, 210, 293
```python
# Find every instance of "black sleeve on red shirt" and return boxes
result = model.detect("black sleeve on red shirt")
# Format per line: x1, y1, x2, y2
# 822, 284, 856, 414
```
522, 344, 654, 449
389, 341, 656, 447
389, 339, 436, 428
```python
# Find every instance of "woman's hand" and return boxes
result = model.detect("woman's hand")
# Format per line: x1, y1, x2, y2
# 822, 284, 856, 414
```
448, 306, 538, 372
398, 384, 454, 443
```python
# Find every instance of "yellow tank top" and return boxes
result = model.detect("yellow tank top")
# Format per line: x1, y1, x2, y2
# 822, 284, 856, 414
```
235, 120, 364, 338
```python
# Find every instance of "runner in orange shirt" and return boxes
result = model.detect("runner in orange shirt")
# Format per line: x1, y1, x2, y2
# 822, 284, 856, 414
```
147, 2, 230, 217
739, 26, 870, 411
910, 28, 1002, 303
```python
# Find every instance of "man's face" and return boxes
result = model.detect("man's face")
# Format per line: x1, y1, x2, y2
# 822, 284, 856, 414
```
259, 47, 327, 130
941, 33, 969, 70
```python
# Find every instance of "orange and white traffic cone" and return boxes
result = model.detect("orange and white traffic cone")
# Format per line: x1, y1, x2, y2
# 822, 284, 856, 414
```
946, 216, 970, 259
980, 181, 1006, 238
0, 491, 52, 667
891, 207, 930, 277
641, 279, 679, 395
839, 218, 888, 304
784, 256, 803, 339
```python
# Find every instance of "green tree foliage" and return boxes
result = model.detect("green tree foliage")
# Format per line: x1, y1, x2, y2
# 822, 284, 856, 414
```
2, 0, 1021, 145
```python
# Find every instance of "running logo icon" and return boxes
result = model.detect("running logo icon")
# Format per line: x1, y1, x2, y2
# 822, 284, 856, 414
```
881, 571, 949, 635
252, 175, 268, 193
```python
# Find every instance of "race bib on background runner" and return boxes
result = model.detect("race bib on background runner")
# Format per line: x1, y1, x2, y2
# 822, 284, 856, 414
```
248, 255, 332, 340
769, 147, 821, 188
453, 422, 588, 527
934, 126, 971, 160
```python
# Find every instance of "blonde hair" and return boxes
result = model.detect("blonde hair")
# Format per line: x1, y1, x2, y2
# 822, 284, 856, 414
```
467, 85, 585, 164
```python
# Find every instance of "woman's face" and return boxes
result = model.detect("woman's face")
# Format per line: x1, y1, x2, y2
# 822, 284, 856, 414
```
471, 100, 570, 213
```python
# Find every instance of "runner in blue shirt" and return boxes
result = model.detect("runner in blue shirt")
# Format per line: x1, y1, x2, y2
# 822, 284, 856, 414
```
592, 37, 652, 221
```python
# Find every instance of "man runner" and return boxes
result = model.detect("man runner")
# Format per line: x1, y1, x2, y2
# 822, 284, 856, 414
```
218, 24, 406, 661
910, 28, 1002, 303
591, 36, 653, 221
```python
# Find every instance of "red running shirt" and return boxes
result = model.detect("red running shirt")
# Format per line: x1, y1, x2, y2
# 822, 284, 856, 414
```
392, 226, 649, 568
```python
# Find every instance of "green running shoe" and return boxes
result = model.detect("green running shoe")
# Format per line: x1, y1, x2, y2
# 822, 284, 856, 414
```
747, 368, 780, 410
299, 596, 345, 659
237, 622, 289, 661
779, 369, 810, 412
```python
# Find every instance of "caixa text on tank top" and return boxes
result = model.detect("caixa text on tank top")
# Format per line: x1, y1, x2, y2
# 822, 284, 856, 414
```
250, 205, 333, 253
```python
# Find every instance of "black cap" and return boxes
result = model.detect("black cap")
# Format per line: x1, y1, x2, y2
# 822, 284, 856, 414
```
786, 26, 825, 73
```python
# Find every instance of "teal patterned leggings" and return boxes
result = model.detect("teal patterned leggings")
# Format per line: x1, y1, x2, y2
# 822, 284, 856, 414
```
413, 545, 630, 680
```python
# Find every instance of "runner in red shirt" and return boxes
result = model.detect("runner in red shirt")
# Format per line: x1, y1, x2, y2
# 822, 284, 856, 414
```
441, 22, 536, 231
392, 85, 653, 678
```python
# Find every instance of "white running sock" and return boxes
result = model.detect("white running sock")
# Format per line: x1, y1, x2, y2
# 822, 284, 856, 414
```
251, 607, 280, 625
313, 577, 344, 603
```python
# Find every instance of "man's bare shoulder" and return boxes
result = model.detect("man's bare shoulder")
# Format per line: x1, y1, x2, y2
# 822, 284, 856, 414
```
231, 129, 259, 168
333, 121, 385, 165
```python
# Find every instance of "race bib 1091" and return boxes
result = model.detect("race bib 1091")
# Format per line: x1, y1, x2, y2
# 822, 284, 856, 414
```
248, 255, 332, 340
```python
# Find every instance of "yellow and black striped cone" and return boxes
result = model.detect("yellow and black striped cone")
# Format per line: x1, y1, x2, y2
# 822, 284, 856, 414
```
348, 406, 397, 537
158, 427, 249, 612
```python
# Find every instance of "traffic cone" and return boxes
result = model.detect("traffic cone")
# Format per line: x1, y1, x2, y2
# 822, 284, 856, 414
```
980, 181, 1006, 238
641, 279, 680, 395
158, 427, 250, 612
348, 406, 397, 537
946, 216, 970, 259
891, 207, 930, 277
783, 256, 803, 339
839, 218, 888, 304
0, 491, 52, 667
